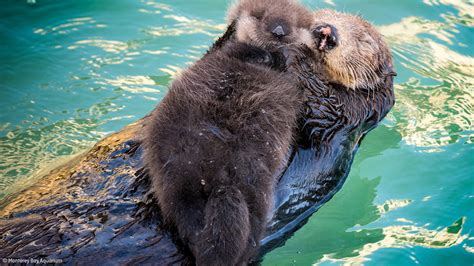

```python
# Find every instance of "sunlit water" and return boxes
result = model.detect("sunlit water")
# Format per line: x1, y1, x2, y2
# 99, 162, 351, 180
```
1, 0, 473, 264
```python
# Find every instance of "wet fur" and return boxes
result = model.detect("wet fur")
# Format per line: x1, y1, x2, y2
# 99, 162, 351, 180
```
143, 42, 307, 265
310, 9, 396, 89
144, 3, 396, 266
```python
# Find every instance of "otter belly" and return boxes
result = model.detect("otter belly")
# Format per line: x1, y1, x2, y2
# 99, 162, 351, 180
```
0, 118, 361, 264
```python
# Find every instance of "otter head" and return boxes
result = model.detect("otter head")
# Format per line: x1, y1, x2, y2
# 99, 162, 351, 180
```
310, 9, 396, 90
227, 0, 314, 49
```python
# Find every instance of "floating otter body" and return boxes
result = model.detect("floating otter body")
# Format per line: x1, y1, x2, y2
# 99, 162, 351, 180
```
266, 10, 396, 246
0, 6, 396, 266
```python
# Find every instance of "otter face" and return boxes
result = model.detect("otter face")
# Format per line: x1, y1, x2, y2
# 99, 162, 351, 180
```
227, 0, 314, 49
310, 9, 395, 89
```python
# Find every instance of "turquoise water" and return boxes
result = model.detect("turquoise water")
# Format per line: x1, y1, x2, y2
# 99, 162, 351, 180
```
1, 0, 473, 265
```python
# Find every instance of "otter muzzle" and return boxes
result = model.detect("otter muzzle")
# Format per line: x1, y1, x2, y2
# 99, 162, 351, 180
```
272, 25, 286, 37
313, 24, 338, 51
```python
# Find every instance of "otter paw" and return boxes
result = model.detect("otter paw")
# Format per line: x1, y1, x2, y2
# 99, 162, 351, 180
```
273, 45, 313, 74
303, 94, 345, 147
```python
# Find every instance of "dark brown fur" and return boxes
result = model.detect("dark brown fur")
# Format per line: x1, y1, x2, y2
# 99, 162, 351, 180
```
294, 10, 397, 146
144, 4, 397, 266
142, 42, 311, 265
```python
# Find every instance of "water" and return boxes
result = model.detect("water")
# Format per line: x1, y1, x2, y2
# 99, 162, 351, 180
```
0, 0, 472, 264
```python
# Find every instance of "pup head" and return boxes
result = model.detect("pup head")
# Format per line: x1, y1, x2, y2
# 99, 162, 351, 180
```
227, 0, 314, 49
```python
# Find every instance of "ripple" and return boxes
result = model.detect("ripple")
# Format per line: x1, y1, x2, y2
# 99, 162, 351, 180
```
100, 75, 163, 94
423, 0, 474, 26
0, 118, 104, 199
159, 65, 183, 77
377, 199, 412, 214
143, 49, 168, 55
319, 217, 468, 264
380, 16, 474, 150
143, 1, 173, 12
33, 17, 104, 36
147, 14, 225, 37
70, 40, 129, 54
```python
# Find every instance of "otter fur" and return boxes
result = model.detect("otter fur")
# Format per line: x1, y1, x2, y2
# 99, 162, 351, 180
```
142, 1, 324, 265
309, 9, 396, 90
227, 0, 314, 49
144, 3, 397, 265
142, 42, 315, 265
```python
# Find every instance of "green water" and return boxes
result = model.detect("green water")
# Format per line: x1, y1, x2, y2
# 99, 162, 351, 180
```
1, 0, 473, 265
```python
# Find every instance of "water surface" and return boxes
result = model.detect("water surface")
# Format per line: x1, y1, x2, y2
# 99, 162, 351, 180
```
1, 0, 473, 265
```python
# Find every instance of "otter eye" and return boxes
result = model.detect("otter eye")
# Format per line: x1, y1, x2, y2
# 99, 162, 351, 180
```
251, 10, 264, 20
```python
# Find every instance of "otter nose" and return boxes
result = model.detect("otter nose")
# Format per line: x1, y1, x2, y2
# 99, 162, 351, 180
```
272, 25, 286, 37
313, 24, 338, 51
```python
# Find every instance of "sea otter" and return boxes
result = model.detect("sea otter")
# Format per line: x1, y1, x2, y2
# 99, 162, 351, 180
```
143, 43, 317, 265
266, 10, 397, 247
145, 3, 398, 265
142, 1, 322, 265
0, 8, 396, 266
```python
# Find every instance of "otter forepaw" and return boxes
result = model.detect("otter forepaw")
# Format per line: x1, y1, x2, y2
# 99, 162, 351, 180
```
303, 94, 345, 148
274, 44, 313, 74
223, 42, 274, 67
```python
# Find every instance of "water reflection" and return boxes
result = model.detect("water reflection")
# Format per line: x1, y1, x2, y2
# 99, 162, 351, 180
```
320, 217, 469, 264
0, 118, 103, 198
263, 176, 384, 265
380, 14, 473, 150
70, 40, 129, 53
0, 0, 473, 264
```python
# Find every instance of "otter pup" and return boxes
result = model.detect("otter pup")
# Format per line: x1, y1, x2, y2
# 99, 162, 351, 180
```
208, 0, 313, 55
143, 43, 311, 265
227, 0, 313, 48
143, 1, 320, 265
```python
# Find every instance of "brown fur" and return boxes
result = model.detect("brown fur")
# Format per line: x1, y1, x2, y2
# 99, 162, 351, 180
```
144, 3, 396, 265
227, 0, 314, 49
310, 9, 395, 89
142, 2, 324, 265
142, 41, 311, 265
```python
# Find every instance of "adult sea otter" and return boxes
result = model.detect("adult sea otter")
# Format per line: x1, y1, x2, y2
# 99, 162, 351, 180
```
0, 6, 395, 266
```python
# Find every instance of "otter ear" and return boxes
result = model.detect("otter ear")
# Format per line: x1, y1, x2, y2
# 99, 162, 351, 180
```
387, 69, 397, 77
207, 20, 237, 54
383, 65, 397, 77
222, 20, 237, 40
